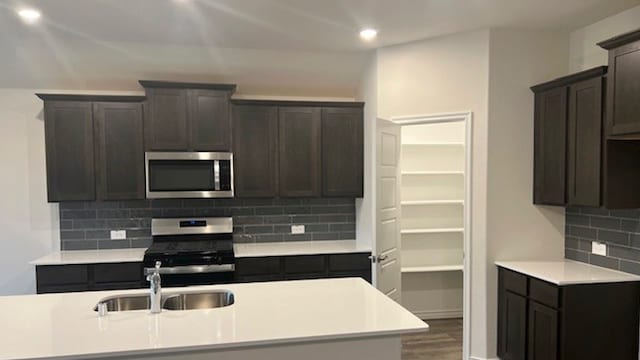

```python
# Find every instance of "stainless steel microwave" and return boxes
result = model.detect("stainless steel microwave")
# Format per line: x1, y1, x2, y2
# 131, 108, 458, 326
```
145, 152, 234, 199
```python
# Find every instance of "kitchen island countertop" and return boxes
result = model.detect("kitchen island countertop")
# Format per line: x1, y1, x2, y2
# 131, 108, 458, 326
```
0, 278, 426, 360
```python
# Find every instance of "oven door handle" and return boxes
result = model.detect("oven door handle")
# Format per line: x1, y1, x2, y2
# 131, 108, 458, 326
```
144, 264, 235, 275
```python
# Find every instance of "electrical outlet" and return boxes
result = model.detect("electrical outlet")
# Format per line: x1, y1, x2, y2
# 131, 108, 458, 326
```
110, 230, 127, 240
592, 241, 607, 256
291, 225, 305, 234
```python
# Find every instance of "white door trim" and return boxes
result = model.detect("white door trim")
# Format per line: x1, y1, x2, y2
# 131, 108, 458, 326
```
392, 111, 473, 360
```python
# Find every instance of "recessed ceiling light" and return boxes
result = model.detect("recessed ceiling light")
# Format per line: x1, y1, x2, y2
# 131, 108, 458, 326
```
17, 8, 41, 24
359, 28, 378, 41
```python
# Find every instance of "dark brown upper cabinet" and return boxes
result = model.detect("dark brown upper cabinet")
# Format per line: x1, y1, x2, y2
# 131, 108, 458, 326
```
232, 105, 278, 198
322, 108, 364, 197
139, 81, 236, 151
531, 67, 607, 207
94, 102, 145, 200
144, 88, 188, 150
598, 29, 640, 137
532, 86, 568, 206
37, 94, 146, 202
567, 76, 604, 207
42, 100, 96, 202
230, 99, 365, 199
278, 107, 322, 197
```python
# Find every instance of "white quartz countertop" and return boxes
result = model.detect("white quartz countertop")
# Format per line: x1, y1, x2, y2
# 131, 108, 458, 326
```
30, 248, 147, 266
0, 278, 427, 360
234, 240, 371, 258
31, 241, 371, 265
495, 260, 640, 285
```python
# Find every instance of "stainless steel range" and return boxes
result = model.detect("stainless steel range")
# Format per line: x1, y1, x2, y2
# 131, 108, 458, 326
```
143, 217, 235, 287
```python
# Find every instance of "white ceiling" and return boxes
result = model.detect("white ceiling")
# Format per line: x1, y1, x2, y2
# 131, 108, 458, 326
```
2, 0, 638, 51
0, 0, 638, 93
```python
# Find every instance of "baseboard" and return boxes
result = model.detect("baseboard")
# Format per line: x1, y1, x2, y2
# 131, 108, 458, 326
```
469, 357, 499, 360
412, 309, 463, 320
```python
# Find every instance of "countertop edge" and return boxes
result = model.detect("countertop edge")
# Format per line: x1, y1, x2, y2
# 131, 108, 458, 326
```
495, 260, 640, 285
37, 327, 429, 360
30, 241, 372, 265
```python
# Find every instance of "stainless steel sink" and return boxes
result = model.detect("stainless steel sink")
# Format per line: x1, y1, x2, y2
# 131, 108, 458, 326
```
93, 290, 234, 313
93, 294, 150, 312
162, 291, 235, 311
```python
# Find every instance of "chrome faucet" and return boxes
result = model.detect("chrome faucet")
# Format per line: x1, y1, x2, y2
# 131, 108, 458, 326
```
147, 261, 162, 314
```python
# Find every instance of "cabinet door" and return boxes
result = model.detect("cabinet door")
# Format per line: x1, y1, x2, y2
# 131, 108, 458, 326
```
567, 77, 603, 207
144, 88, 188, 150
528, 301, 559, 360
94, 102, 145, 200
188, 89, 231, 151
534, 87, 567, 205
44, 101, 95, 202
278, 107, 321, 197
321, 108, 364, 197
232, 105, 278, 197
498, 291, 527, 360
606, 41, 640, 135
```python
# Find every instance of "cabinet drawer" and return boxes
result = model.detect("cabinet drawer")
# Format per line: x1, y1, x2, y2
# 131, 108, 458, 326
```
529, 278, 560, 308
93, 263, 143, 284
329, 253, 371, 271
236, 257, 281, 276
501, 269, 528, 296
36, 265, 89, 286
284, 255, 326, 274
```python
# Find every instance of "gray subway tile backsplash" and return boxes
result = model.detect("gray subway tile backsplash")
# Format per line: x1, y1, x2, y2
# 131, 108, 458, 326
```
565, 207, 640, 275
60, 198, 357, 251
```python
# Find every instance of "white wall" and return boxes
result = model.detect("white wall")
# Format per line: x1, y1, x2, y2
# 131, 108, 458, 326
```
361, 27, 571, 359
0, 89, 59, 295
569, 4, 640, 72
485, 28, 568, 359
374, 29, 492, 359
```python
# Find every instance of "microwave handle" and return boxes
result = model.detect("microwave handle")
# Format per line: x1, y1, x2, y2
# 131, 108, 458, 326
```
214, 160, 220, 191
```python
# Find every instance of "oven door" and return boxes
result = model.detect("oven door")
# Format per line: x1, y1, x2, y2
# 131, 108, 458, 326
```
145, 152, 233, 199
144, 264, 235, 287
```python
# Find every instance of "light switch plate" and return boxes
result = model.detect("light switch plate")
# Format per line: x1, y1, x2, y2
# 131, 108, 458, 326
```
592, 241, 607, 256
291, 225, 305, 234
110, 230, 127, 240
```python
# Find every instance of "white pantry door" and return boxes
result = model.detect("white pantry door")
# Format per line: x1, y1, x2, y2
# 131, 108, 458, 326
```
375, 118, 402, 302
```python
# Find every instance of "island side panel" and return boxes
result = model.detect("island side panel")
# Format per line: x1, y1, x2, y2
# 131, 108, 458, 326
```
108, 337, 402, 360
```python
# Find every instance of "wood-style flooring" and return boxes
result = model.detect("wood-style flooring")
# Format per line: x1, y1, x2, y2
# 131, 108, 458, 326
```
402, 318, 463, 360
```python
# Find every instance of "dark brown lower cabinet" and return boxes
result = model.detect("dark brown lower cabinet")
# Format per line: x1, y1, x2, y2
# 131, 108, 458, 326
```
499, 291, 527, 360
235, 253, 372, 283
36, 262, 144, 294
528, 301, 558, 360
498, 267, 640, 360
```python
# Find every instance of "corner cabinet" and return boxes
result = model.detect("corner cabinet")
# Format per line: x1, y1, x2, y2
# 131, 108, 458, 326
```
322, 108, 364, 197
43, 100, 96, 202
598, 29, 640, 136
231, 100, 365, 199
38, 95, 146, 202
140, 81, 236, 151
497, 267, 640, 360
531, 67, 606, 207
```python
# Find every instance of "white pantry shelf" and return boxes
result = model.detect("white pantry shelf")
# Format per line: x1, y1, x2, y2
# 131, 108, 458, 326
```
401, 200, 464, 206
402, 143, 464, 146
401, 265, 464, 273
401, 228, 464, 235
402, 171, 464, 176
